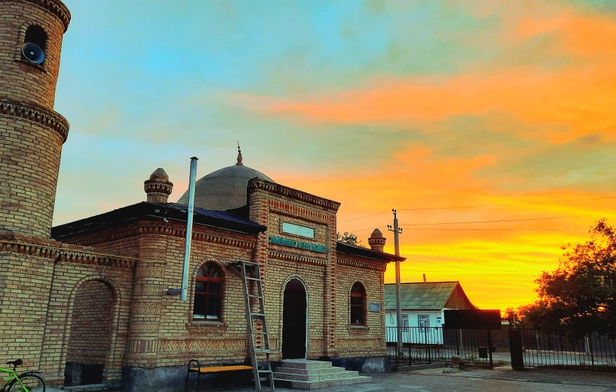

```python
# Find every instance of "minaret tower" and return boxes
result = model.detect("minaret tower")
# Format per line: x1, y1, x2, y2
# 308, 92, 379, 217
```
0, 0, 71, 238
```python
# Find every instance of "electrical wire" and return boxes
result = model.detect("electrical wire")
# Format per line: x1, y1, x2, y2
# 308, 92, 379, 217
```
399, 195, 616, 212
403, 214, 592, 227
339, 195, 616, 223
401, 257, 520, 273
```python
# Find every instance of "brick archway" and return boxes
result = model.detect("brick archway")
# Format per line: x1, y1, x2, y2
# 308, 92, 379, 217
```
64, 279, 115, 386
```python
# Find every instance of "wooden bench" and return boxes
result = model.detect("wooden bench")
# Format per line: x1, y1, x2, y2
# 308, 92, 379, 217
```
185, 359, 252, 392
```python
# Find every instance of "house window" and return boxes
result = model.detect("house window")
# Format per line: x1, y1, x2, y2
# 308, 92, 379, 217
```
350, 282, 366, 325
193, 263, 222, 321
418, 314, 430, 331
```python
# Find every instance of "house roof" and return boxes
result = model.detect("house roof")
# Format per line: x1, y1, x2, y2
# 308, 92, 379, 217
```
51, 201, 267, 240
384, 281, 476, 311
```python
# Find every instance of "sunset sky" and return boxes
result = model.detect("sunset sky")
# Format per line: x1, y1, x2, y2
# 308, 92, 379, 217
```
53, 0, 616, 312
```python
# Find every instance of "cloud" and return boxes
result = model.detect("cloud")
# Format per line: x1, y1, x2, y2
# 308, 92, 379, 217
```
239, 59, 615, 144
233, 2, 616, 146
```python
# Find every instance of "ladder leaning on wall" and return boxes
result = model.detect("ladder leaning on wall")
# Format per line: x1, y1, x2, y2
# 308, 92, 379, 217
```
229, 260, 275, 391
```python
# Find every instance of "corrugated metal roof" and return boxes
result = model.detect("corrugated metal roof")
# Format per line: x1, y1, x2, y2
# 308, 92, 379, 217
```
384, 282, 460, 310
51, 201, 266, 239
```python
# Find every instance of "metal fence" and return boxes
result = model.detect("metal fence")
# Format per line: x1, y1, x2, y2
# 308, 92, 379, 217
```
520, 329, 616, 371
386, 326, 496, 367
386, 326, 616, 372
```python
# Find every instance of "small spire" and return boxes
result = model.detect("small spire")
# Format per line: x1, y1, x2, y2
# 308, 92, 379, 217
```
236, 140, 243, 166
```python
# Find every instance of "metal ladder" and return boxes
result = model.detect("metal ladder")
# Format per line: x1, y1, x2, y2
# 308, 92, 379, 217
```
230, 260, 275, 391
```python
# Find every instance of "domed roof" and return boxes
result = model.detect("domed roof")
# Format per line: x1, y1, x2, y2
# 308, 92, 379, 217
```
177, 149, 274, 211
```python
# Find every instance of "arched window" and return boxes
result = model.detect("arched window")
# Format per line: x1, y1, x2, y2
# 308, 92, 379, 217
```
193, 263, 222, 321
25, 25, 47, 50
350, 282, 366, 325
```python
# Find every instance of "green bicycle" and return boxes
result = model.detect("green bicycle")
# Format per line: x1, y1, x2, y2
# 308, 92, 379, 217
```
0, 360, 45, 392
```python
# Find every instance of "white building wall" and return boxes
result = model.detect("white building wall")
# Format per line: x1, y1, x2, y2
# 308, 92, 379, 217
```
385, 310, 444, 344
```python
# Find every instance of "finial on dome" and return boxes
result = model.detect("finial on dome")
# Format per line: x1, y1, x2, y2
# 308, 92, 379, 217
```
236, 140, 243, 166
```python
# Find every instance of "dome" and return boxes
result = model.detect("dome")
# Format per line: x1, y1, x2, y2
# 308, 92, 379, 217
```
177, 150, 274, 211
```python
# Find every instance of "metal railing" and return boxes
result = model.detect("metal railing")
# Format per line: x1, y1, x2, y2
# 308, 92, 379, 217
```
386, 326, 616, 371
386, 326, 495, 366
520, 329, 616, 371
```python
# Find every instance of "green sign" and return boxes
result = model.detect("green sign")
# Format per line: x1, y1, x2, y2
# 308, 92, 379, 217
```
269, 236, 327, 253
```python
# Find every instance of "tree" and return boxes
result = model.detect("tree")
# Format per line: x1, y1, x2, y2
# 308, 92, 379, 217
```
337, 232, 361, 246
520, 219, 616, 337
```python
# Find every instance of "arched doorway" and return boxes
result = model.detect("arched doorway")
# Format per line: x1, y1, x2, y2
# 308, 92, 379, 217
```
65, 280, 114, 386
282, 279, 307, 359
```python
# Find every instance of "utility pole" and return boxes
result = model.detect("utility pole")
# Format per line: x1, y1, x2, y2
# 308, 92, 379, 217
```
388, 209, 403, 358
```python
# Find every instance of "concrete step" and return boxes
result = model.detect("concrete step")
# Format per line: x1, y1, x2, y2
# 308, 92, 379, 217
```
277, 359, 334, 370
273, 368, 359, 382
273, 360, 372, 390
274, 375, 372, 390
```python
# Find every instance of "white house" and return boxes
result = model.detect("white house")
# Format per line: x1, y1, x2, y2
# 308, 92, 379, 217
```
385, 281, 476, 344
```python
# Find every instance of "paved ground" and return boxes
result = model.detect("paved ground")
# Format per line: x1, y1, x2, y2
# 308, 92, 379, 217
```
231, 365, 616, 392
46, 364, 616, 392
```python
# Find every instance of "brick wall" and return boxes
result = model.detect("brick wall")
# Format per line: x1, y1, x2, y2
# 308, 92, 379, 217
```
154, 229, 258, 367
37, 254, 134, 385
335, 259, 387, 357
0, 117, 65, 238
0, 251, 54, 369
66, 280, 114, 365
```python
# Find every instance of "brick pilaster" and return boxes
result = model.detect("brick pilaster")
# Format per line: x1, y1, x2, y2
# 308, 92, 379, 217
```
125, 235, 167, 367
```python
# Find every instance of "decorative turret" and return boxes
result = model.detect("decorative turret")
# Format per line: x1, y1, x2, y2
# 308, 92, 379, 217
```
368, 228, 386, 252
144, 168, 173, 203
0, 0, 71, 238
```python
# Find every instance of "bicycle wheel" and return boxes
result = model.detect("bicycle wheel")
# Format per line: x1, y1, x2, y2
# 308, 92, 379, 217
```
7, 374, 45, 392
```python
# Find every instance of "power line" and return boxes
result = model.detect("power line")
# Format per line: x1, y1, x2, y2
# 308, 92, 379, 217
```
403, 214, 590, 227
402, 256, 518, 273
399, 195, 616, 212
339, 195, 616, 223
340, 211, 390, 223
409, 227, 580, 231
404, 213, 616, 227
346, 214, 614, 233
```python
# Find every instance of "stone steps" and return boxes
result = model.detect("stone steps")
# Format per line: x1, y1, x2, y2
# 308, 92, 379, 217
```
273, 359, 372, 390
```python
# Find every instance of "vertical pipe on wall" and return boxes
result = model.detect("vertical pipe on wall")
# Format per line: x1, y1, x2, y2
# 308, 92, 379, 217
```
181, 157, 198, 301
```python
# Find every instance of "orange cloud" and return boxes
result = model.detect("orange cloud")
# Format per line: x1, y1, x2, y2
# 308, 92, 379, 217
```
244, 62, 615, 144
508, 6, 616, 58
235, 5, 616, 145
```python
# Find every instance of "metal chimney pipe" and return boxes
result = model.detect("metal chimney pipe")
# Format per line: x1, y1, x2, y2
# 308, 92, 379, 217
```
181, 157, 198, 301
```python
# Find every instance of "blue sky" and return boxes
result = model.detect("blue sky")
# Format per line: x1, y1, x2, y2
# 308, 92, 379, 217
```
54, 0, 616, 310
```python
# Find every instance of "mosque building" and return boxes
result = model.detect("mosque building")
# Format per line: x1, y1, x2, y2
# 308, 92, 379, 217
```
0, 1, 404, 390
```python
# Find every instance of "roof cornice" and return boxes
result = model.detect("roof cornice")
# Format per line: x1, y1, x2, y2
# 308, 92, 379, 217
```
0, 234, 136, 269
21, 0, 71, 31
248, 178, 341, 212
0, 98, 69, 142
